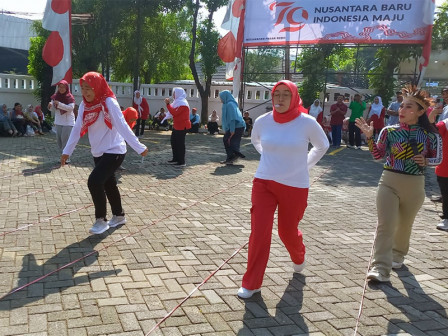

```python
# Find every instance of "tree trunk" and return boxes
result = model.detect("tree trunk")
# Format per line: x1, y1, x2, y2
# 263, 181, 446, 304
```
189, 0, 206, 121
133, 0, 142, 91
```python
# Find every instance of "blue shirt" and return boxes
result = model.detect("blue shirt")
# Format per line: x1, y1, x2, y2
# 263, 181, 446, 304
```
190, 114, 200, 124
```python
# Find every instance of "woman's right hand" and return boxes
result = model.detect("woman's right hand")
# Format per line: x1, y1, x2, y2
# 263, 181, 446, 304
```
48, 102, 53, 110
355, 117, 374, 139
164, 98, 170, 105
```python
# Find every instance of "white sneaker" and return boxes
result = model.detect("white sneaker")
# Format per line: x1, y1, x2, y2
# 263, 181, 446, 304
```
347, 144, 355, 148
293, 259, 306, 273
392, 261, 403, 269
108, 215, 127, 228
367, 268, 390, 282
437, 219, 448, 231
355, 146, 361, 150
237, 287, 261, 299
89, 218, 109, 234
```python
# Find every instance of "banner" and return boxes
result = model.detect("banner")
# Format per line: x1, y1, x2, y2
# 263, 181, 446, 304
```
243, 0, 435, 46
42, 0, 72, 85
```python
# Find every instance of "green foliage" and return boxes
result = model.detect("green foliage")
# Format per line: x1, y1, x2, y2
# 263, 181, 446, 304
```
294, 45, 337, 107
198, 23, 222, 81
245, 48, 283, 83
111, 10, 193, 83
368, 45, 421, 106
27, 21, 53, 113
433, 1, 448, 49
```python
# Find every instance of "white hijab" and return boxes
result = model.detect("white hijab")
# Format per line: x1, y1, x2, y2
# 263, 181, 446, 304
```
172, 87, 189, 109
309, 99, 322, 119
133, 90, 143, 115
369, 96, 384, 117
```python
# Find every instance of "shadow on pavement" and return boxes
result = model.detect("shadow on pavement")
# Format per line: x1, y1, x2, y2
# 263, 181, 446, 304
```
369, 266, 448, 334
238, 273, 309, 335
0, 229, 121, 310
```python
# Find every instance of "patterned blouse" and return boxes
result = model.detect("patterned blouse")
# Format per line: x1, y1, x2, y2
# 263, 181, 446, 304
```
367, 123, 442, 175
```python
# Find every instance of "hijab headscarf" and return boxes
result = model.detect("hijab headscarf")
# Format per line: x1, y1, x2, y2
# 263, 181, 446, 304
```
369, 96, 384, 117
133, 90, 143, 116
272, 80, 308, 123
79, 72, 116, 137
308, 99, 323, 119
171, 87, 189, 109
51, 80, 75, 105
123, 107, 139, 129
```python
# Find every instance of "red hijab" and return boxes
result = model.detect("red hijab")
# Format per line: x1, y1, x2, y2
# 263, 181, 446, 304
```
272, 80, 307, 123
123, 107, 138, 129
79, 72, 116, 136
51, 80, 75, 105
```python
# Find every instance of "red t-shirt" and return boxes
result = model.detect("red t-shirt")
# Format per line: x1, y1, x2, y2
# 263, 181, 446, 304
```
330, 102, 347, 126
166, 104, 191, 130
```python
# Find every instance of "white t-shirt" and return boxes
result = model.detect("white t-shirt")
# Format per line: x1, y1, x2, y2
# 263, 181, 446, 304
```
51, 102, 76, 126
63, 97, 146, 158
251, 112, 329, 188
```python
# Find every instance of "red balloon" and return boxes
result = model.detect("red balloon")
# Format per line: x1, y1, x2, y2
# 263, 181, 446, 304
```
218, 32, 236, 63
42, 31, 64, 67
51, 0, 71, 14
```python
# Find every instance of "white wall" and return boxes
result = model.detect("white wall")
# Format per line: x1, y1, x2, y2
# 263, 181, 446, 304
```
0, 74, 273, 125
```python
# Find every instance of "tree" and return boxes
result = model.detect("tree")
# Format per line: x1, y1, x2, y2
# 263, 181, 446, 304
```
27, 21, 53, 116
433, 1, 448, 50
189, 0, 227, 123
111, 10, 192, 84
244, 48, 283, 83
368, 45, 421, 106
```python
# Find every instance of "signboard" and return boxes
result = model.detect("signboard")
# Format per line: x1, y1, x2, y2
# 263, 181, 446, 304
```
243, 0, 434, 46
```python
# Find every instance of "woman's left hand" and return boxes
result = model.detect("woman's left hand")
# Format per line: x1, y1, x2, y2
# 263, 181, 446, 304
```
140, 148, 148, 156
413, 154, 427, 167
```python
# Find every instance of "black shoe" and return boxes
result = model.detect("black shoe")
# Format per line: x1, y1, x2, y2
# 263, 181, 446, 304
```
167, 160, 177, 165
235, 152, 245, 159
118, 165, 126, 171
174, 163, 186, 168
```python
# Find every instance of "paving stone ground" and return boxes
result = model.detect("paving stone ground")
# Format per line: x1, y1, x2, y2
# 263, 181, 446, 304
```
0, 130, 447, 336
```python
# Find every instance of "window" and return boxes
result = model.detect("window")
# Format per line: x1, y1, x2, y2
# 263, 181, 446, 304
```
255, 91, 261, 100
264, 91, 270, 100
214, 90, 220, 98
247, 90, 252, 100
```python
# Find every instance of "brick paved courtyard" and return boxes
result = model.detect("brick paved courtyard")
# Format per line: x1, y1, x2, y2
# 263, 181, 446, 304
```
0, 130, 447, 336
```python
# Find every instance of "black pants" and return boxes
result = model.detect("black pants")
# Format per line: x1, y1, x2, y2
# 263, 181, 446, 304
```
348, 121, 361, 147
437, 175, 448, 219
135, 118, 146, 136
189, 123, 199, 133
207, 122, 219, 134
88, 153, 125, 219
170, 129, 187, 164
223, 127, 244, 160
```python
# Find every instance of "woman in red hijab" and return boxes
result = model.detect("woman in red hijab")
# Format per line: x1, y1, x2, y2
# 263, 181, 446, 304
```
237, 80, 329, 299
60, 72, 148, 235
123, 107, 139, 130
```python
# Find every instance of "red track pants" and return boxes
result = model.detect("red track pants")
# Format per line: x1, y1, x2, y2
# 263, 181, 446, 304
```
242, 178, 308, 290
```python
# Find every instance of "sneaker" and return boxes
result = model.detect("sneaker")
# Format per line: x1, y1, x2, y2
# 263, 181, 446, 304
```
167, 160, 178, 165
293, 259, 306, 273
174, 163, 186, 168
89, 218, 109, 234
347, 144, 355, 149
237, 287, 261, 299
367, 268, 390, 282
108, 215, 127, 228
437, 219, 448, 231
118, 165, 126, 171
392, 261, 403, 269
65, 158, 71, 164
431, 195, 443, 203
355, 146, 361, 150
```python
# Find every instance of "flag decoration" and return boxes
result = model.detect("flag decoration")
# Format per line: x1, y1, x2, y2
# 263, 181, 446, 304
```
218, 0, 245, 99
418, 0, 435, 86
42, 0, 72, 85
